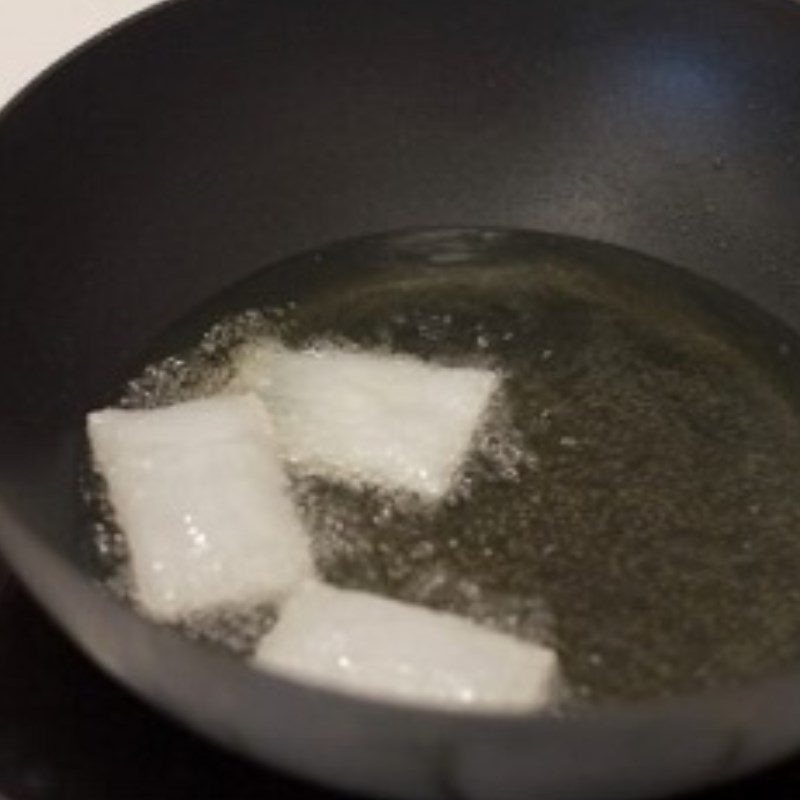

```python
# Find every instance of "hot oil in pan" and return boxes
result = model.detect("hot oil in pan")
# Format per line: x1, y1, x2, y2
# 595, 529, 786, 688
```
86, 231, 800, 705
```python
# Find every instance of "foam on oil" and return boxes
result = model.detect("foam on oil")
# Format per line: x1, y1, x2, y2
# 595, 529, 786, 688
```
85, 230, 800, 705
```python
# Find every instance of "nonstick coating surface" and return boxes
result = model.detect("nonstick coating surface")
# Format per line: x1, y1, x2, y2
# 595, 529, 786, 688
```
2, 568, 800, 800
1, 1, 800, 799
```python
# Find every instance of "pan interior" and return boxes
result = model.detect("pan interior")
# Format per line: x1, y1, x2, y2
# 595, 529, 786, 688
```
83, 229, 800, 706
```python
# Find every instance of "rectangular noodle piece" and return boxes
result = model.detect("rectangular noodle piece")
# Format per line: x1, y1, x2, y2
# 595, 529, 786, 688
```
233, 343, 499, 499
88, 394, 313, 620
253, 581, 558, 711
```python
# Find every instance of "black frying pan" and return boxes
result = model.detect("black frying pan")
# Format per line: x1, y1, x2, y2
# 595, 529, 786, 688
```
1, 1, 800, 798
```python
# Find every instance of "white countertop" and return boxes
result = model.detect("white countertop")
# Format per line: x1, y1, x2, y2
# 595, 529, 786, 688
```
0, 0, 164, 109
